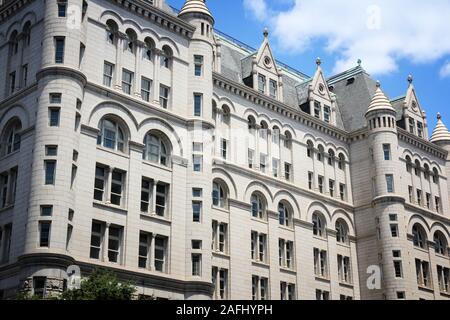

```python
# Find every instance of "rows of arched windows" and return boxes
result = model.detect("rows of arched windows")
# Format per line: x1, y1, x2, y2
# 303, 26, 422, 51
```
307, 140, 346, 170
0, 118, 22, 157
405, 156, 439, 183
247, 116, 293, 148
412, 223, 449, 256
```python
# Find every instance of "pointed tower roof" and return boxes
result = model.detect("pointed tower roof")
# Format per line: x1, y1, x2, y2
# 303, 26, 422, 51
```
179, 0, 213, 21
430, 113, 450, 143
366, 82, 395, 116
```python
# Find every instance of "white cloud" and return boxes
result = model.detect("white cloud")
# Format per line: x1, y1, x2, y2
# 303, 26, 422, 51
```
440, 62, 450, 78
243, 0, 269, 20
244, 0, 450, 75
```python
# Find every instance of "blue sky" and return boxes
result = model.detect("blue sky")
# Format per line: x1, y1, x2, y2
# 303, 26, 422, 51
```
168, 0, 450, 131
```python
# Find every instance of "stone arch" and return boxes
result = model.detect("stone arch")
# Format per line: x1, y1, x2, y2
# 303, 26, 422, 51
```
408, 215, 431, 240
307, 201, 332, 226
244, 181, 273, 204
331, 209, 355, 236
138, 117, 184, 157
20, 11, 37, 28
212, 168, 237, 200
273, 190, 301, 219
0, 104, 30, 130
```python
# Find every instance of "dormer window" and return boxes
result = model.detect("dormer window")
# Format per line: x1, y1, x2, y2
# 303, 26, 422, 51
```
314, 101, 321, 119
258, 74, 266, 94
269, 80, 277, 99
417, 122, 423, 138
324, 105, 331, 123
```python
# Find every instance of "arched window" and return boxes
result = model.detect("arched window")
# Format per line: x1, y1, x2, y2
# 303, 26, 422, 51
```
248, 116, 256, 133
284, 131, 292, 149
251, 193, 266, 220
221, 105, 231, 125
336, 219, 348, 243
312, 213, 326, 237
125, 29, 137, 53
412, 224, 427, 249
306, 140, 314, 158
423, 164, 430, 181
405, 156, 412, 173
1, 119, 22, 156
317, 145, 325, 162
272, 126, 280, 144
328, 149, 335, 166
414, 160, 421, 177
278, 202, 292, 227
9, 30, 19, 55
338, 153, 346, 170
144, 37, 155, 61
161, 45, 173, 69
432, 168, 439, 184
97, 118, 125, 152
23, 22, 31, 47
143, 132, 170, 166
434, 231, 448, 256
259, 121, 268, 139
105, 20, 118, 44
212, 180, 228, 209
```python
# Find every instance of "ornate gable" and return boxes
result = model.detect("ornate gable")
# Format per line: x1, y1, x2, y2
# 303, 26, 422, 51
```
255, 29, 278, 76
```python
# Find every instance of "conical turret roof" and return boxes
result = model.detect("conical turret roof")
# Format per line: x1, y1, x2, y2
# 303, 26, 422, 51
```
366, 82, 395, 116
430, 113, 450, 143
179, 0, 213, 20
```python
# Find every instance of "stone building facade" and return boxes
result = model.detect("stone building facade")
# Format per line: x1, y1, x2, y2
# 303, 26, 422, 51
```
0, 0, 449, 300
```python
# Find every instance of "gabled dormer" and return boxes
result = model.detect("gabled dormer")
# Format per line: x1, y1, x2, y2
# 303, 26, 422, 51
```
402, 75, 428, 139
241, 29, 283, 102
298, 58, 337, 125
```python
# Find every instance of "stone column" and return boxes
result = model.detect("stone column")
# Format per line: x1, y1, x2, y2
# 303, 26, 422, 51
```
152, 49, 161, 104
114, 33, 125, 90
103, 223, 110, 262
105, 167, 113, 203
151, 180, 159, 214
134, 41, 143, 98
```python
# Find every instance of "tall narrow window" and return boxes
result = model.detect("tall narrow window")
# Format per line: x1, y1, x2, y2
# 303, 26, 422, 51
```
155, 183, 167, 217
154, 236, 167, 272
194, 55, 203, 76
121, 69, 133, 95
383, 144, 391, 160
269, 80, 277, 98
386, 174, 394, 193
22, 64, 28, 87
192, 254, 202, 276
192, 201, 202, 222
94, 165, 105, 201
54, 37, 65, 63
159, 85, 170, 108
58, 1, 67, 17
258, 74, 266, 94
39, 221, 51, 247
110, 170, 124, 206
141, 77, 152, 102
308, 172, 313, 190
314, 101, 321, 119
138, 232, 151, 269
49, 108, 60, 127
193, 155, 203, 172
44, 160, 56, 185
221, 139, 228, 160
194, 94, 203, 117
323, 105, 331, 123
108, 225, 122, 263
103, 62, 114, 87
89, 221, 103, 259
9, 72, 16, 94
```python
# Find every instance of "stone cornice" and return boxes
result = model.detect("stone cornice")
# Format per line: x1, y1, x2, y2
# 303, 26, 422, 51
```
398, 128, 448, 160
0, 0, 34, 24
106, 0, 195, 39
36, 66, 87, 86
213, 72, 350, 143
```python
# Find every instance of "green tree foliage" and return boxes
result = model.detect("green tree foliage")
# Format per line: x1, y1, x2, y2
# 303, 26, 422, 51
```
61, 268, 136, 300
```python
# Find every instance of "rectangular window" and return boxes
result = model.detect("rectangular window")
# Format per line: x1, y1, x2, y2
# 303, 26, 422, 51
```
260, 154, 267, 173
192, 188, 202, 198
269, 80, 277, 98
426, 193, 431, 209
308, 172, 313, 190
383, 144, 391, 160
316, 289, 330, 300
193, 155, 203, 172
49, 108, 60, 127
90, 221, 103, 259
390, 224, 399, 237
193, 142, 203, 153
194, 93, 203, 117
66, 224, 73, 250
437, 266, 450, 293
339, 184, 346, 201
40, 205, 53, 217
108, 225, 122, 263
9, 72, 16, 94
337, 255, 351, 283
258, 74, 266, 94
121, 69, 133, 95
155, 183, 167, 217
221, 139, 228, 160
22, 64, 28, 87
140, 178, 151, 213
138, 232, 150, 269
50, 93, 62, 104
409, 118, 415, 134
408, 186, 413, 202
192, 201, 202, 222
417, 122, 423, 138
272, 158, 279, 177
44, 160, 56, 185
284, 163, 291, 181
45, 145, 58, 156
194, 55, 203, 76
192, 254, 202, 276
154, 236, 167, 272
318, 176, 324, 193
415, 259, 431, 288
435, 197, 441, 213
314, 248, 328, 277
329, 180, 335, 197
54, 37, 65, 63
248, 149, 254, 169
159, 85, 170, 108
94, 165, 105, 201
110, 170, 124, 206
386, 174, 394, 193
314, 101, 321, 119
394, 260, 403, 278
103, 62, 114, 87
416, 189, 422, 206
141, 77, 152, 102
58, 1, 67, 17
323, 105, 331, 123
39, 221, 51, 247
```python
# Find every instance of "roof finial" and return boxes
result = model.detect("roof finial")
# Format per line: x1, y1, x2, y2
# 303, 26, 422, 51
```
357, 59, 362, 66
263, 27, 269, 38
437, 112, 442, 120
407, 74, 413, 84
376, 80, 381, 88
316, 57, 321, 66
